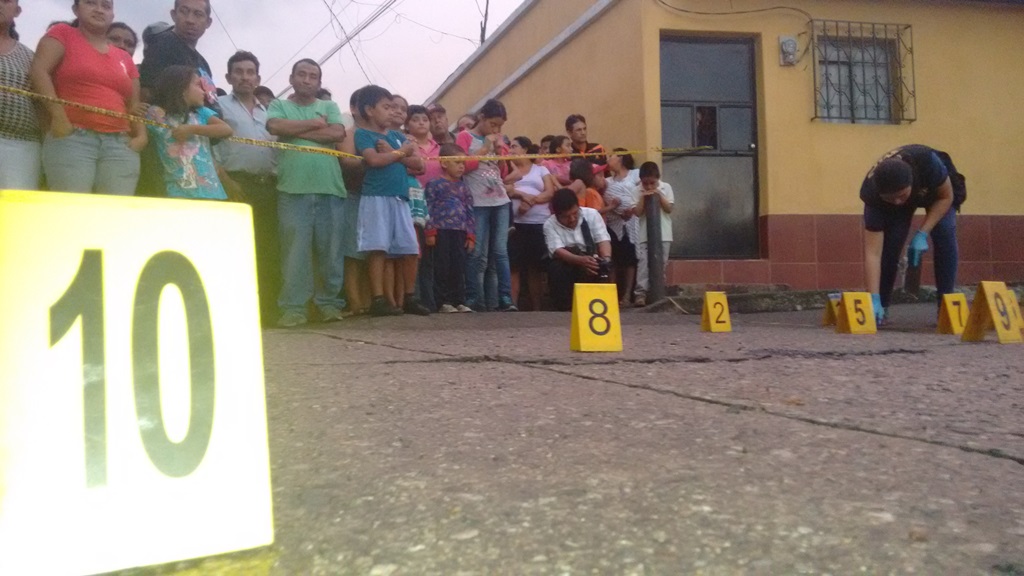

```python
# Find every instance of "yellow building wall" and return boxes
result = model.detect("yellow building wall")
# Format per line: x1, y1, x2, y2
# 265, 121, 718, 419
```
430, 0, 647, 153
639, 0, 1024, 216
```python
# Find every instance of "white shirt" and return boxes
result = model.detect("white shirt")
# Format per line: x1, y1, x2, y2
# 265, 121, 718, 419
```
512, 164, 552, 225
543, 207, 611, 257
632, 180, 675, 243
214, 93, 277, 175
604, 168, 640, 240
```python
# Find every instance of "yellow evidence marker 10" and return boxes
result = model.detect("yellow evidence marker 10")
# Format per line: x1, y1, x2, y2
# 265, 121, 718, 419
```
937, 293, 970, 335
701, 292, 732, 333
962, 281, 1024, 344
0, 191, 274, 575
822, 293, 841, 326
570, 283, 623, 352
836, 292, 877, 335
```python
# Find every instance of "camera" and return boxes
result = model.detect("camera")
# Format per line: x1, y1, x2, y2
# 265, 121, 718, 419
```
596, 257, 611, 283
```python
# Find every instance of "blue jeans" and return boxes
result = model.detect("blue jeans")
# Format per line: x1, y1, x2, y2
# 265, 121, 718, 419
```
466, 205, 512, 308
278, 193, 346, 316
42, 129, 139, 195
879, 205, 958, 308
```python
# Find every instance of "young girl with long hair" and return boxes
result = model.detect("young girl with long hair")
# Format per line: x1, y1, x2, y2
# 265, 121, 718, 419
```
145, 65, 232, 199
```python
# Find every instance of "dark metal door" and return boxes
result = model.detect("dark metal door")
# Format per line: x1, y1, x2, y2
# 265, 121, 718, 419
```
660, 37, 759, 259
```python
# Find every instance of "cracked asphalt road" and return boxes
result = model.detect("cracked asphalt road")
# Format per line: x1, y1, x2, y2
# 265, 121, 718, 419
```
115, 303, 1024, 575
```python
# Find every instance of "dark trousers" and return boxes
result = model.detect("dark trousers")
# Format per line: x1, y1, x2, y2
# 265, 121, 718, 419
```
415, 225, 436, 310
229, 171, 280, 325
432, 229, 468, 307
879, 205, 958, 308
548, 258, 593, 312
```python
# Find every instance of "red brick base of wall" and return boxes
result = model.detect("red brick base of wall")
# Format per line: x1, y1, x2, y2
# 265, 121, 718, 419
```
664, 214, 1024, 290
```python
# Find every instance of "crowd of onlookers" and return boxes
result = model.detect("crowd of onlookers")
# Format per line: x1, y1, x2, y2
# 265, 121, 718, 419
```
0, 0, 675, 327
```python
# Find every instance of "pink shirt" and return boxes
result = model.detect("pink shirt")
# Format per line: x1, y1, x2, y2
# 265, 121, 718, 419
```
414, 137, 442, 188
543, 159, 572, 186
47, 24, 137, 133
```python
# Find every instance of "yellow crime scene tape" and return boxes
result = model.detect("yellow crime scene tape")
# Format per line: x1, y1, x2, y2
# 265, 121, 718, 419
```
0, 84, 712, 162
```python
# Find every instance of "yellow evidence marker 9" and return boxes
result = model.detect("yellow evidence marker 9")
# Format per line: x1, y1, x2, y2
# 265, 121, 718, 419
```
822, 293, 841, 326
962, 281, 1024, 344
836, 292, 877, 335
1005, 290, 1024, 336
0, 191, 274, 575
937, 293, 969, 335
701, 292, 732, 333
570, 283, 623, 352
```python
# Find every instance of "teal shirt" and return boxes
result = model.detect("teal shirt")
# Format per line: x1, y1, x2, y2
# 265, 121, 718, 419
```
267, 98, 347, 197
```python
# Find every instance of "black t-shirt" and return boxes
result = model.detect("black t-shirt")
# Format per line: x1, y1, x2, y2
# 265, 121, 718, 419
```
860, 144, 949, 211
139, 28, 219, 111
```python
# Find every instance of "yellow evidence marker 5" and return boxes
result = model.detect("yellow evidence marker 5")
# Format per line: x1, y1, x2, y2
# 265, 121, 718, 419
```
570, 283, 623, 352
962, 281, 1023, 344
0, 191, 274, 575
836, 292, 877, 335
701, 291, 732, 333
937, 293, 970, 336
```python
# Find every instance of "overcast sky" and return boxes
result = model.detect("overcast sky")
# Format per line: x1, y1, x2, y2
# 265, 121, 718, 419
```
16, 0, 524, 108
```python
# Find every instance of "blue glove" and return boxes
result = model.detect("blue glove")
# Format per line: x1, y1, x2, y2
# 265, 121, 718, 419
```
871, 293, 885, 325
907, 230, 929, 267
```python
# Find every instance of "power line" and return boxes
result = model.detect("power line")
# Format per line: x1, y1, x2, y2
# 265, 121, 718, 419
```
277, 0, 399, 97
389, 11, 478, 46
321, 0, 372, 83
263, 21, 335, 86
210, 5, 239, 51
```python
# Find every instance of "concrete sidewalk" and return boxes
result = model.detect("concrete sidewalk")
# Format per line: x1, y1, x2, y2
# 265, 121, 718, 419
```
119, 304, 1024, 575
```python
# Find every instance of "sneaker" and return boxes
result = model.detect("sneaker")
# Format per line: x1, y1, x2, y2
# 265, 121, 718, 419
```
319, 305, 344, 322
403, 297, 432, 316
456, 304, 474, 313
498, 297, 518, 312
439, 304, 459, 314
369, 297, 403, 317
277, 311, 307, 328
634, 296, 647, 308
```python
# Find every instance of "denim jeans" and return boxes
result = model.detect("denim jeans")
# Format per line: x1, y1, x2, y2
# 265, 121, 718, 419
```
42, 129, 139, 195
278, 192, 346, 316
0, 136, 41, 189
879, 205, 958, 308
466, 205, 512, 308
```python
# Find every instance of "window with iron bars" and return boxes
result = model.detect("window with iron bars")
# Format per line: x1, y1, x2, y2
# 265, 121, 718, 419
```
812, 20, 916, 124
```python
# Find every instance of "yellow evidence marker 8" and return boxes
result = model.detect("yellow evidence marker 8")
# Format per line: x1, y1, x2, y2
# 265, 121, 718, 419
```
701, 292, 732, 333
962, 281, 1024, 344
836, 292, 877, 335
937, 293, 970, 335
822, 293, 841, 326
570, 283, 623, 352
0, 191, 274, 575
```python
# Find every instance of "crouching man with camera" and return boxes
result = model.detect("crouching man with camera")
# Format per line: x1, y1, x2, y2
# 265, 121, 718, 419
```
543, 188, 614, 311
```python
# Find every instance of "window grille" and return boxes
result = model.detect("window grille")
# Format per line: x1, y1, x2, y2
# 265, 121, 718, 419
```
812, 20, 916, 124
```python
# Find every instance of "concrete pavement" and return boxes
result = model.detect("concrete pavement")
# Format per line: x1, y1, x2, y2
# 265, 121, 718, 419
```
117, 303, 1024, 575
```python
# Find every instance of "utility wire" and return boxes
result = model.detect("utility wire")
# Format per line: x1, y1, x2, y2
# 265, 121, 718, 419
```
263, 21, 335, 85
321, 0, 372, 83
277, 0, 399, 97
654, 0, 813, 24
210, 5, 239, 51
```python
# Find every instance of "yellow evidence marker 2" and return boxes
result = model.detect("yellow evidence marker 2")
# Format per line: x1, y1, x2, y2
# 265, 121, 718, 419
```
822, 293, 841, 326
937, 293, 969, 335
701, 291, 732, 333
836, 292, 877, 335
0, 191, 274, 575
962, 281, 1024, 344
1006, 290, 1024, 336
571, 283, 623, 352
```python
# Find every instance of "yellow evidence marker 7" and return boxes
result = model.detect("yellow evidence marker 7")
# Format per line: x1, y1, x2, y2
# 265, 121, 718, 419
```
836, 292, 877, 334
0, 191, 274, 575
822, 293, 841, 326
701, 292, 732, 333
937, 293, 969, 335
571, 283, 623, 352
962, 281, 1023, 344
